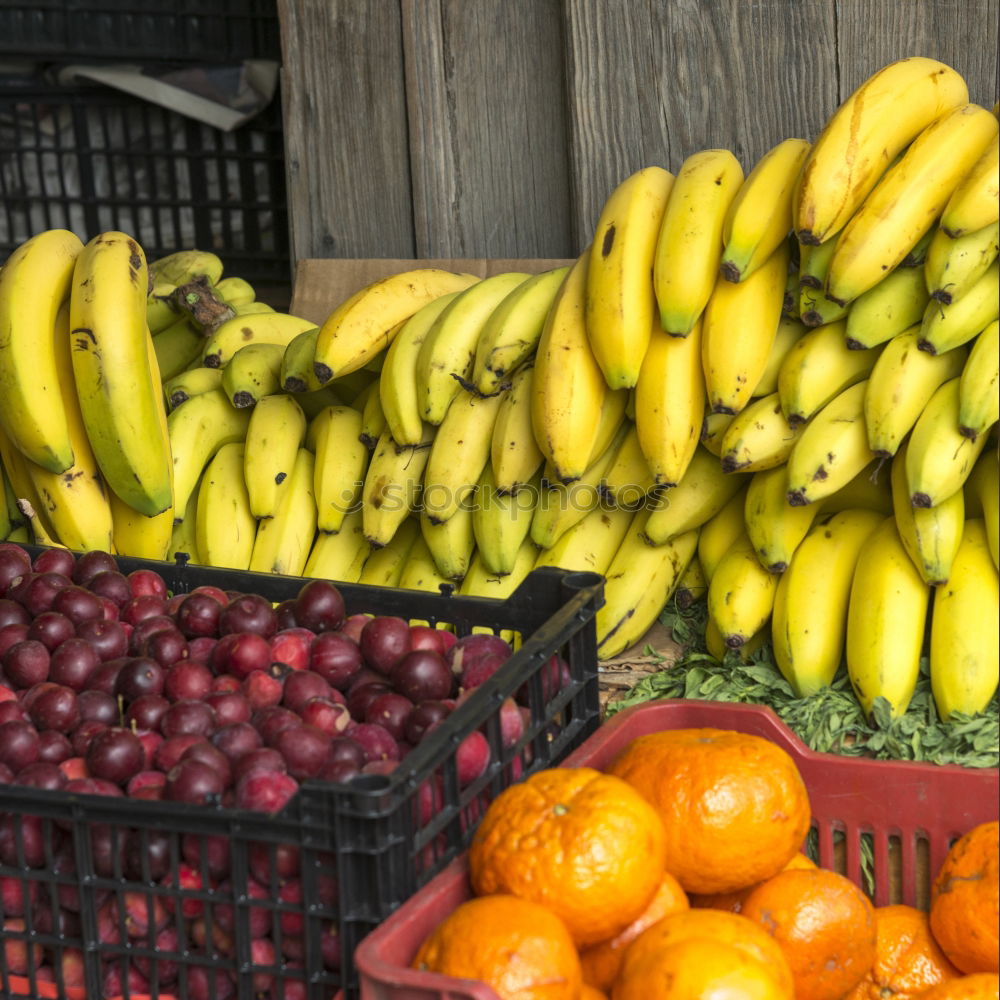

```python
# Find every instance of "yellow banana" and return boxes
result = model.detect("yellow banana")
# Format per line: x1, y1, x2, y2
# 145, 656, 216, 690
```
941, 135, 1000, 238
744, 464, 822, 573
200, 312, 317, 369
472, 465, 537, 576
778, 319, 881, 426
635, 319, 705, 486
422, 385, 508, 524
964, 452, 999, 570
864, 326, 967, 457
221, 341, 286, 408
846, 516, 931, 718
490, 363, 545, 494
398, 534, 455, 596
70, 232, 173, 516
152, 318, 204, 381
315, 269, 480, 383
531, 250, 609, 483
674, 553, 708, 608
214, 275, 256, 307
358, 516, 421, 588
167, 474, 202, 566
150, 249, 223, 288
280, 326, 324, 393
826, 104, 998, 306
195, 442, 258, 571
586, 165, 675, 388
702, 240, 790, 415
642, 445, 747, 545
534, 501, 635, 577
0, 229, 83, 473
798, 236, 838, 291
924, 222, 1000, 306
379, 291, 463, 446
596, 510, 698, 658
957, 319, 999, 440
720, 138, 811, 283
361, 427, 434, 548
303, 509, 370, 585
247, 447, 317, 577
905, 376, 989, 508
891, 443, 964, 586
298, 384, 353, 421
917, 259, 999, 355
653, 148, 744, 337
0, 464, 14, 541
147, 281, 180, 335
795, 57, 970, 245
819, 461, 894, 517
786, 381, 874, 506
459, 537, 538, 600
420, 503, 476, 582
798, 287, 849, 329
108, 491, 174, 561
359, 376, 389, 448
753, 315, 807, 398
772, 508, 886, 696
307, 405, 368, 533
472, 266, 570, 395
843, 265, 931, 349
699, 411, 735, 458
697, 484, 750, 581
600, 422, 657, 508
899, 228, 936, 269
415, 271, 531, 425
707, 530, 780, 649
585, 386, 630, 468
163, 367, 224, 412
719, 392, 805, 474
782, 258, 800, 319
244, 393, 307, 520
230, 301, 274, 317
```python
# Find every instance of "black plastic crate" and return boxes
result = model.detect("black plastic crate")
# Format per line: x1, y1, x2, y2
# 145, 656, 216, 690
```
0, 0, 281, 65
0, 549, 603, 1000
0, 77, 290, 285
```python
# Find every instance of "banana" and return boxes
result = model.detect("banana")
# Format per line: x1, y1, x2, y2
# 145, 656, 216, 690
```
18, 497, 63, 548
697, 484, 750, 581
674, 553, 708, 608
298, 385, 353, 421
420, 502, 476, 582
0, 422, 51, 537
459, 537, 538, 600
472, 464, 537, 576
152, 318, 204, 381
795, 57, 970, 245
534, 500, 635, 576
702, 240, 790, 415
194, 441, 258, 570
653, 149, 745, 337
798, 288, 848, 329
232, 301, 275, 316
167, 474, 202, 566
107, 486, 174, 560
586, 166, 675, 388
744, 464, 822, 573
200, 312, 317, 369
472, 267, 570, 395
719, 392, 805, 474
720, 138, 811, 283
707, 528, 780, 648
600, 422, 657, 508
167, 387, 252, 518
924, 222, 1000, 306
490, 363, 545, 494
415, 271, 531, 426
891, 442, 964, 586
642, 445, 746, 545
147, 281, 180, 335
864, 326, 967, 457
244, 393, 307, 519
0, 229, 83, 473
315, 269, 480, 383
818, 460, 893, 516
772, 508, 886, 696
531, 250, 610, 483
359, 377, 389, 448
845, 516, 931, 717
280, 327, 323, 393
778, 319, 881, 426
362, 426, 434, 548
221, 342, 286, 408
929, 518, 999, 719
422, 385, 508, 524
70, 232, 173, 516
303, 508, 370, 584
754, 316, 807, 398
358, 516, 421, 588
826, 104, 999, 306
917, 260, 1000, 355
595, 510, 698, 658
699, 411, 735, 458
308, 405, 368, 533
843, 265, 931, 349
328, 366, 379, 403
782, 258, 800, 319
379, 291, 463, 446
0, 464, 14, 541
940, 135, 1000, 238
585, 386, 631, 468
899, 227, 936, 269
398, 533, 455, 595
150, 249, 224, 287
906, 376, 989, 508
786, 381, 874, 506
797, 235, 838, 290
163, 367, 224, 411
214, 275, 256, 306
635, 319, 705, 485
964, 452, 999, 570
958, 319, 999, 439
247, 448, 317, 576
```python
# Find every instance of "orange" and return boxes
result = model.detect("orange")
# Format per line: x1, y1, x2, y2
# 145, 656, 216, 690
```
411, 893, 581, 1000
468, 766, 668, 947
846, 904, 961, 1000
612, 937, 789, 1000
578, 868, 689, 991
605, 727, 811, 895
741, 866, 877, 1000
581, 986, 609, 1000
618, 908, 795, 999
690, 851, 817, 914
913, 974, 1000, 1000
929, 821, 1000, 974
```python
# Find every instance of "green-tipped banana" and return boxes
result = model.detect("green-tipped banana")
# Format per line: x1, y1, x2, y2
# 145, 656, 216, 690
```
214, 275, 256, 306
924, 222, 999, 306
957, 319, 999, 439
147, 281, 181, 335
222, 342, 286, 408
843, 264, 931, 350
916, 259, 999, 355
163, 367, 225, 412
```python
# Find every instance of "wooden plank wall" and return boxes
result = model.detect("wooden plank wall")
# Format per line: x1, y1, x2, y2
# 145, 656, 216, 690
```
277, 0, 999, 268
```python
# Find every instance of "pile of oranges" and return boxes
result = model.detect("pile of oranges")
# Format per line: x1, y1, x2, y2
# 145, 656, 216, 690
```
411, 727, 1000, 1000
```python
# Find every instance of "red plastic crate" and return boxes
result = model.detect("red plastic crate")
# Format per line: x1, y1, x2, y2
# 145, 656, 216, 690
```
353, 698, 1000, 1000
